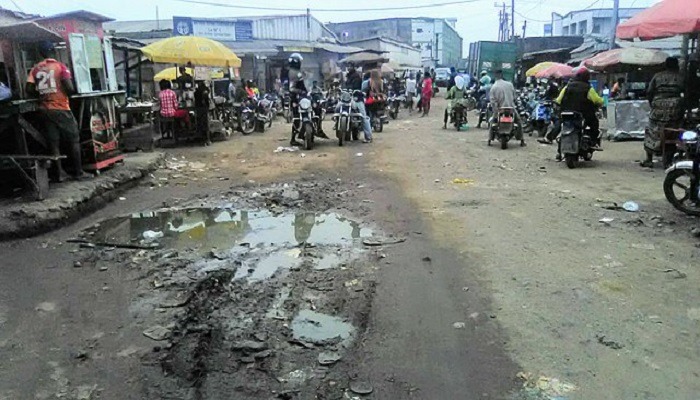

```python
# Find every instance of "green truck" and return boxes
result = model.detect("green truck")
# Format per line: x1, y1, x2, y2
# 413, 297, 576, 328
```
465, 41, 518, 82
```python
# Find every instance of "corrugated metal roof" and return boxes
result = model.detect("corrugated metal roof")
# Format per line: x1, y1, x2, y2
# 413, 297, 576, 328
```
0, 21, 62, 42
40, 10, 114, 23
104, 20, 173, 33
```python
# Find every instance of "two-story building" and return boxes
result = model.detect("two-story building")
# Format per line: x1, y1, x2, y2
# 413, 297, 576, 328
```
551, 8, 645, 37
327, 17, 463, 68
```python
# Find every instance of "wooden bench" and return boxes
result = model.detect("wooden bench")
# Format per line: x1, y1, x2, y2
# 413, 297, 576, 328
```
0, 154, 66, 201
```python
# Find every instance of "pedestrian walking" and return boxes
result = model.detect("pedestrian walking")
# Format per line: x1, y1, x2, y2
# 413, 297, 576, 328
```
421, 71, 433, 117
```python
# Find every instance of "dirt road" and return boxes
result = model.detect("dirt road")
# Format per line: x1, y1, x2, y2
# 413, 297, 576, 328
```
0, 96, 698, 399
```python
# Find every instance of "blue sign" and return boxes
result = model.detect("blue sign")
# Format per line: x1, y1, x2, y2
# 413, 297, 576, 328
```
172, 16, 254, 41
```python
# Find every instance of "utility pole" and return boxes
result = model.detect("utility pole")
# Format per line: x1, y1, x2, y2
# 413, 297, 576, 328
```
511, 0, 515, 40
522, 20, 527, 39
610, 0, 619, 50
156, 6, 160, 30
306, 8, 311, 43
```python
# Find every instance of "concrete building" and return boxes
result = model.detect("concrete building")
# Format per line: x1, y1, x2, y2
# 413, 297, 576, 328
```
551, 8, 645, 37
105, 15, 363, 93
327, 17, 463, 68
342, 36, 421, 68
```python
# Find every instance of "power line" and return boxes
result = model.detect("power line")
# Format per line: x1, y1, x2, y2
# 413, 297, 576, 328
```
173, 0, 482, 12
7, 0, 24, 12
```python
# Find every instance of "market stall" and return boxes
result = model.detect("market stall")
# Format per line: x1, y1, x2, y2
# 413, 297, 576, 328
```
0, 20, 73, 199
584, 47, 669, 140
139, 36, 241, 145
35, 11, 126, 172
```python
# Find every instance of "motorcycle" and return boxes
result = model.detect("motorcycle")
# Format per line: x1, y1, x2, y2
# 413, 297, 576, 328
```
254, 95, 274, 133
238, 100, 256, 135
266, 92, 283, 119
531, 100, 553, 137
293, 97, 320, 151
488, 107, 517, 149
332, 90, 363, 146
282, 91, 292, 123
664, 129, 700, 216
386, 90, 404, 120
367, 96, 388, 133
450, 101, 468, 131
558, 111, 600, 169
477, 96, 492, 130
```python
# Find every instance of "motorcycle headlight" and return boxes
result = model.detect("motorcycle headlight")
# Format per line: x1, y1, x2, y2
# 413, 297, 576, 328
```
299, 98, 312, 110
681, 131, 698, 142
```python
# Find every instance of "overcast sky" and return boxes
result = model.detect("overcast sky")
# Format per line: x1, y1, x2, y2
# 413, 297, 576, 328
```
4, 0, 660, 48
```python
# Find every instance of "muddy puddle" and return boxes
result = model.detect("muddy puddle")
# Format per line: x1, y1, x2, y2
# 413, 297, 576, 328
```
83, 208, 373, 281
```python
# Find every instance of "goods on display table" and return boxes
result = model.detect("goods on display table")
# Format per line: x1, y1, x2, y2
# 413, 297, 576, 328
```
606, 100, 651, 141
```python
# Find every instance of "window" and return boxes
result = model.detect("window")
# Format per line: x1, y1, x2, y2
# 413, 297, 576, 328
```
570, 23, 577, 35
416, 28, 423, 33
579, 21, 588, 35
563, 26, 570, 35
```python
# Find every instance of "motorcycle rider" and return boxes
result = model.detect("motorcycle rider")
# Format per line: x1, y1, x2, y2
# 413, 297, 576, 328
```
444, 75, 468, 129
537, 80, 563, 145
552, 67, 604, 158
477, 71, 493, 128
489, 69, 525, 146
345, 64, 363, 91
287, 53, 326, 144
230, 75, 249, 132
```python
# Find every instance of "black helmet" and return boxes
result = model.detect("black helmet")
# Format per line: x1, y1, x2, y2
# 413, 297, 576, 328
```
288, 53, 303, 70
574, 66, 590, 82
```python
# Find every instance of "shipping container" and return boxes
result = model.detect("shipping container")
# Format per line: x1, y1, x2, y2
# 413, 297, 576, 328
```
466, 41, 517, 82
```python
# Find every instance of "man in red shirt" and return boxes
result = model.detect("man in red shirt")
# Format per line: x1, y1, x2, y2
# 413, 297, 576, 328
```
26, 42, 87, 180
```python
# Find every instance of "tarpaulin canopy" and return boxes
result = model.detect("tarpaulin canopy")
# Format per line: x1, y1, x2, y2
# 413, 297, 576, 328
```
141, 36, 242, 68
535, 63, 575, 79
526, 62, 557, 77
584, 47, 669, 72
338, 52, 389, 66
617, 0, 700, 40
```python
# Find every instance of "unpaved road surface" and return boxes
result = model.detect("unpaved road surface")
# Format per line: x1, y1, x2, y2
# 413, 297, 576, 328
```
0, 96, 698, 400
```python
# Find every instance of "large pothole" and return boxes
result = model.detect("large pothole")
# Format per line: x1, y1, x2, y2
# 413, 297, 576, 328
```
79, 186, 383, 399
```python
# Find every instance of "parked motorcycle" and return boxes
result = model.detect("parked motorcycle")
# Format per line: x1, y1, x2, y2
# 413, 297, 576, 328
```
293, 97, 320, 151
559, 111, 599, 169
254, 95, 274, 133
282, 92, 292, 123
332, 90, 363, 146
238, 101, 256, 135
488, 107, 517, 149
531, 100, 553, 137
664, 129, 700, 216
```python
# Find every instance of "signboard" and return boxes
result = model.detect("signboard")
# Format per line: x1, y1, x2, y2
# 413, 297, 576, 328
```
544, 24, 553, 36
173, 17, 253, 41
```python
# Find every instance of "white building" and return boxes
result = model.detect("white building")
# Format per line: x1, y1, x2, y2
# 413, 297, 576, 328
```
551, 8, 645, 37
342, 36, 421, 68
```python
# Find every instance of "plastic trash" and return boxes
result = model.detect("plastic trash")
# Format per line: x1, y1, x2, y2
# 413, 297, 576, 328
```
274, 146, 299, 153
622, 201, 640, 212
143, 230, 164, 240
452, 178, 475, 185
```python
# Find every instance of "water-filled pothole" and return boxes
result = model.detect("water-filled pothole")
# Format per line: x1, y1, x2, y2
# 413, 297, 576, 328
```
84, 208, 373, 280
291, 309, 355, 346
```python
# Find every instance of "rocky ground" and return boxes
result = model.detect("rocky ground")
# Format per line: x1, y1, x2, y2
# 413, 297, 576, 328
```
0, 96, 698, 400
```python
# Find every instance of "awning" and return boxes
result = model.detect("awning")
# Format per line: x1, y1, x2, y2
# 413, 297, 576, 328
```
0, 21, 62, 42
617, 0, 700, 41
315, 43, 365, 54
338, 52, 390, 65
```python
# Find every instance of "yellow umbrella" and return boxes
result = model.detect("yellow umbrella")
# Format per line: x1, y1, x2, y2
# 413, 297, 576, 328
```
141, 36, 242, 68
153, 67, 224, 81
526, 62, 556, 77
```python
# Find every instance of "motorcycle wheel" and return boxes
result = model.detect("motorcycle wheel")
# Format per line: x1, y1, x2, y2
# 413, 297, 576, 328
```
285, 110, 292, 124
565, 154, 577, 169
389, 110, 397, 120
241, 114, 255, 135
583, 152, 593, 161
523, 122, 534, 135
267, 112, 273, 128
500, 137, 508, 150
663, 169, 700, 217
303, 122, 314, 151
338, 116, 348, 147
537, 125, 547, 138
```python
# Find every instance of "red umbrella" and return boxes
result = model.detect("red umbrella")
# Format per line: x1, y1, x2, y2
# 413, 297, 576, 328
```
535, 63, 575, 79
617, 0, 700, 40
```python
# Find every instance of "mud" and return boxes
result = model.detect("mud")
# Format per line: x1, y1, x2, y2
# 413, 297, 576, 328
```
76, 181, 380, 399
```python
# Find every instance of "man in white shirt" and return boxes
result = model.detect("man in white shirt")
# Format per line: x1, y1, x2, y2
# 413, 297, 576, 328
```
405, 74, 417, 113
489, 69, 525, 146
